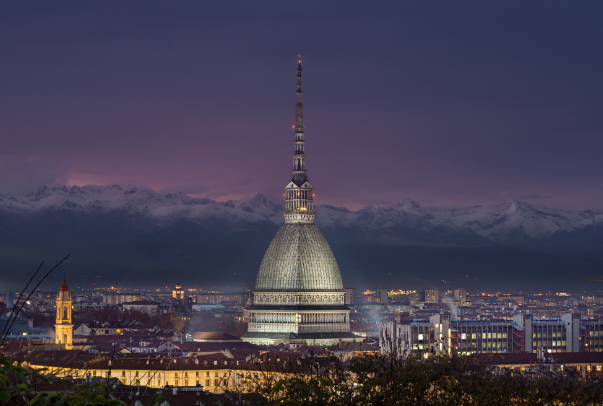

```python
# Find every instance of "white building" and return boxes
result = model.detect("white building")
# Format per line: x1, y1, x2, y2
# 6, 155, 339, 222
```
241, 60, 354, 346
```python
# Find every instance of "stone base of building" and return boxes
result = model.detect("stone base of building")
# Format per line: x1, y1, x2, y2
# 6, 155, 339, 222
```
241, 331, 359, 346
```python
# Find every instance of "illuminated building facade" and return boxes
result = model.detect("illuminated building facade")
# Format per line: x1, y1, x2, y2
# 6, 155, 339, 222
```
381, 312, 587, 355
242, 60, 354, 346
173, 283, 185, 300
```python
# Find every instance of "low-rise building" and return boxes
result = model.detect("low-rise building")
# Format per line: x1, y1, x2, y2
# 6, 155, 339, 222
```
122, 301, 160, 316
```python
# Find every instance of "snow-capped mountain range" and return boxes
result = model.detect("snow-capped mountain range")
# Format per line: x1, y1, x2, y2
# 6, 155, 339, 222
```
1, 184, 602, 245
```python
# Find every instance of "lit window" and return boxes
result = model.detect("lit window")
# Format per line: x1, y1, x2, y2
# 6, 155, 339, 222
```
418, 334, 424, 340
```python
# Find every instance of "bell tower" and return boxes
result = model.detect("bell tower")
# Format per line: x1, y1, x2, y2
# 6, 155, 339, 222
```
54, 276, 73, 349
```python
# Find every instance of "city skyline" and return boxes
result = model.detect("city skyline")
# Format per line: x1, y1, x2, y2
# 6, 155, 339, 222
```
1, 2, 602, 211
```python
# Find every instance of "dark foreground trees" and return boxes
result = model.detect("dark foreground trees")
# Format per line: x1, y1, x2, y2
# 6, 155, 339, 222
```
5, 350, 603, 405
224, 350, 603, 406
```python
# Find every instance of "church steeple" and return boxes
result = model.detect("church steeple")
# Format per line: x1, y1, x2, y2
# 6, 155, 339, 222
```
285, 57, 314, 223
55, 276, 73, 349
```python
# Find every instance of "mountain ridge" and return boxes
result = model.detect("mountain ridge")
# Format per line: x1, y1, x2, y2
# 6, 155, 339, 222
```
1, 185, 602, 291
1, 184, 601, 245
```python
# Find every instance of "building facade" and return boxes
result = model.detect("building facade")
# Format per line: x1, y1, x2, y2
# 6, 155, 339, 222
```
344, 288, 356, 306
196, 292, 249, 306
242, 60, 354, 346
122, 301, 160, 316
173, 284, 185, 300
102, 293, 141, 305
380, 312, 594, 355
454, 289, 467, 305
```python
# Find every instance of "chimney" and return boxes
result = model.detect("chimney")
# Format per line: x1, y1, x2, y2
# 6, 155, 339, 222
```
172, 387, 178, 395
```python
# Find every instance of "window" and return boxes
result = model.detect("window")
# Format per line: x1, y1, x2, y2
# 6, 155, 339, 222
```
206, 371, 209, 377
184, 372, 188, 377
418, 334, 424, 340
196, 372, 199, 377
175, 373, 178, 377
185, 380, 188, 386
135, 371, 139, 377
461, 333, 466, 340
326, 298, 332, 302
472, 333, 476, 339
175, 379, 179, 386
259, 297, 264, 302
214, 372, 218, 377
335, 298, 340, 302
93, 371, 96, 377
214, 379, 219, 386
310, 298, 316, 302
303, 298, 308, 302
206, 379, 210, 387
135, 379, 140, 386
122, 371, 126, 377
319, 298, 324, 302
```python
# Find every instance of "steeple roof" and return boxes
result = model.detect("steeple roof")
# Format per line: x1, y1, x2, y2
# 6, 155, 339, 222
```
60, 275, 69, 291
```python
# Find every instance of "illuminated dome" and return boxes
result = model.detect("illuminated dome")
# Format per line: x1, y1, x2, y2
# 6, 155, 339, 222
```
255, 222, 343, 292
242, 59, 353, 346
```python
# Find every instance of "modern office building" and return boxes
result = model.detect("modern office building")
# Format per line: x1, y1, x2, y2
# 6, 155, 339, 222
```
381, 312, 594, 355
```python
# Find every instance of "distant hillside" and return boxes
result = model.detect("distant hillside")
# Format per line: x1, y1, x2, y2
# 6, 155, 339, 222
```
1, 185, 602, 292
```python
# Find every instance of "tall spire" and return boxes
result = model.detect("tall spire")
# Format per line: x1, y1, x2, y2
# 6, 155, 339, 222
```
284, 56, 314, 223
296, 58, 303, 133
291, 56, 307, 187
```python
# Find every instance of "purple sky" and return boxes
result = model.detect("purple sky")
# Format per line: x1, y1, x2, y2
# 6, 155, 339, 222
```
1, 1, 602, 210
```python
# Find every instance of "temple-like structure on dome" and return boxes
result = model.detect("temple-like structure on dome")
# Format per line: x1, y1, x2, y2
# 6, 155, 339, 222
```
242, 59, 355, 346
